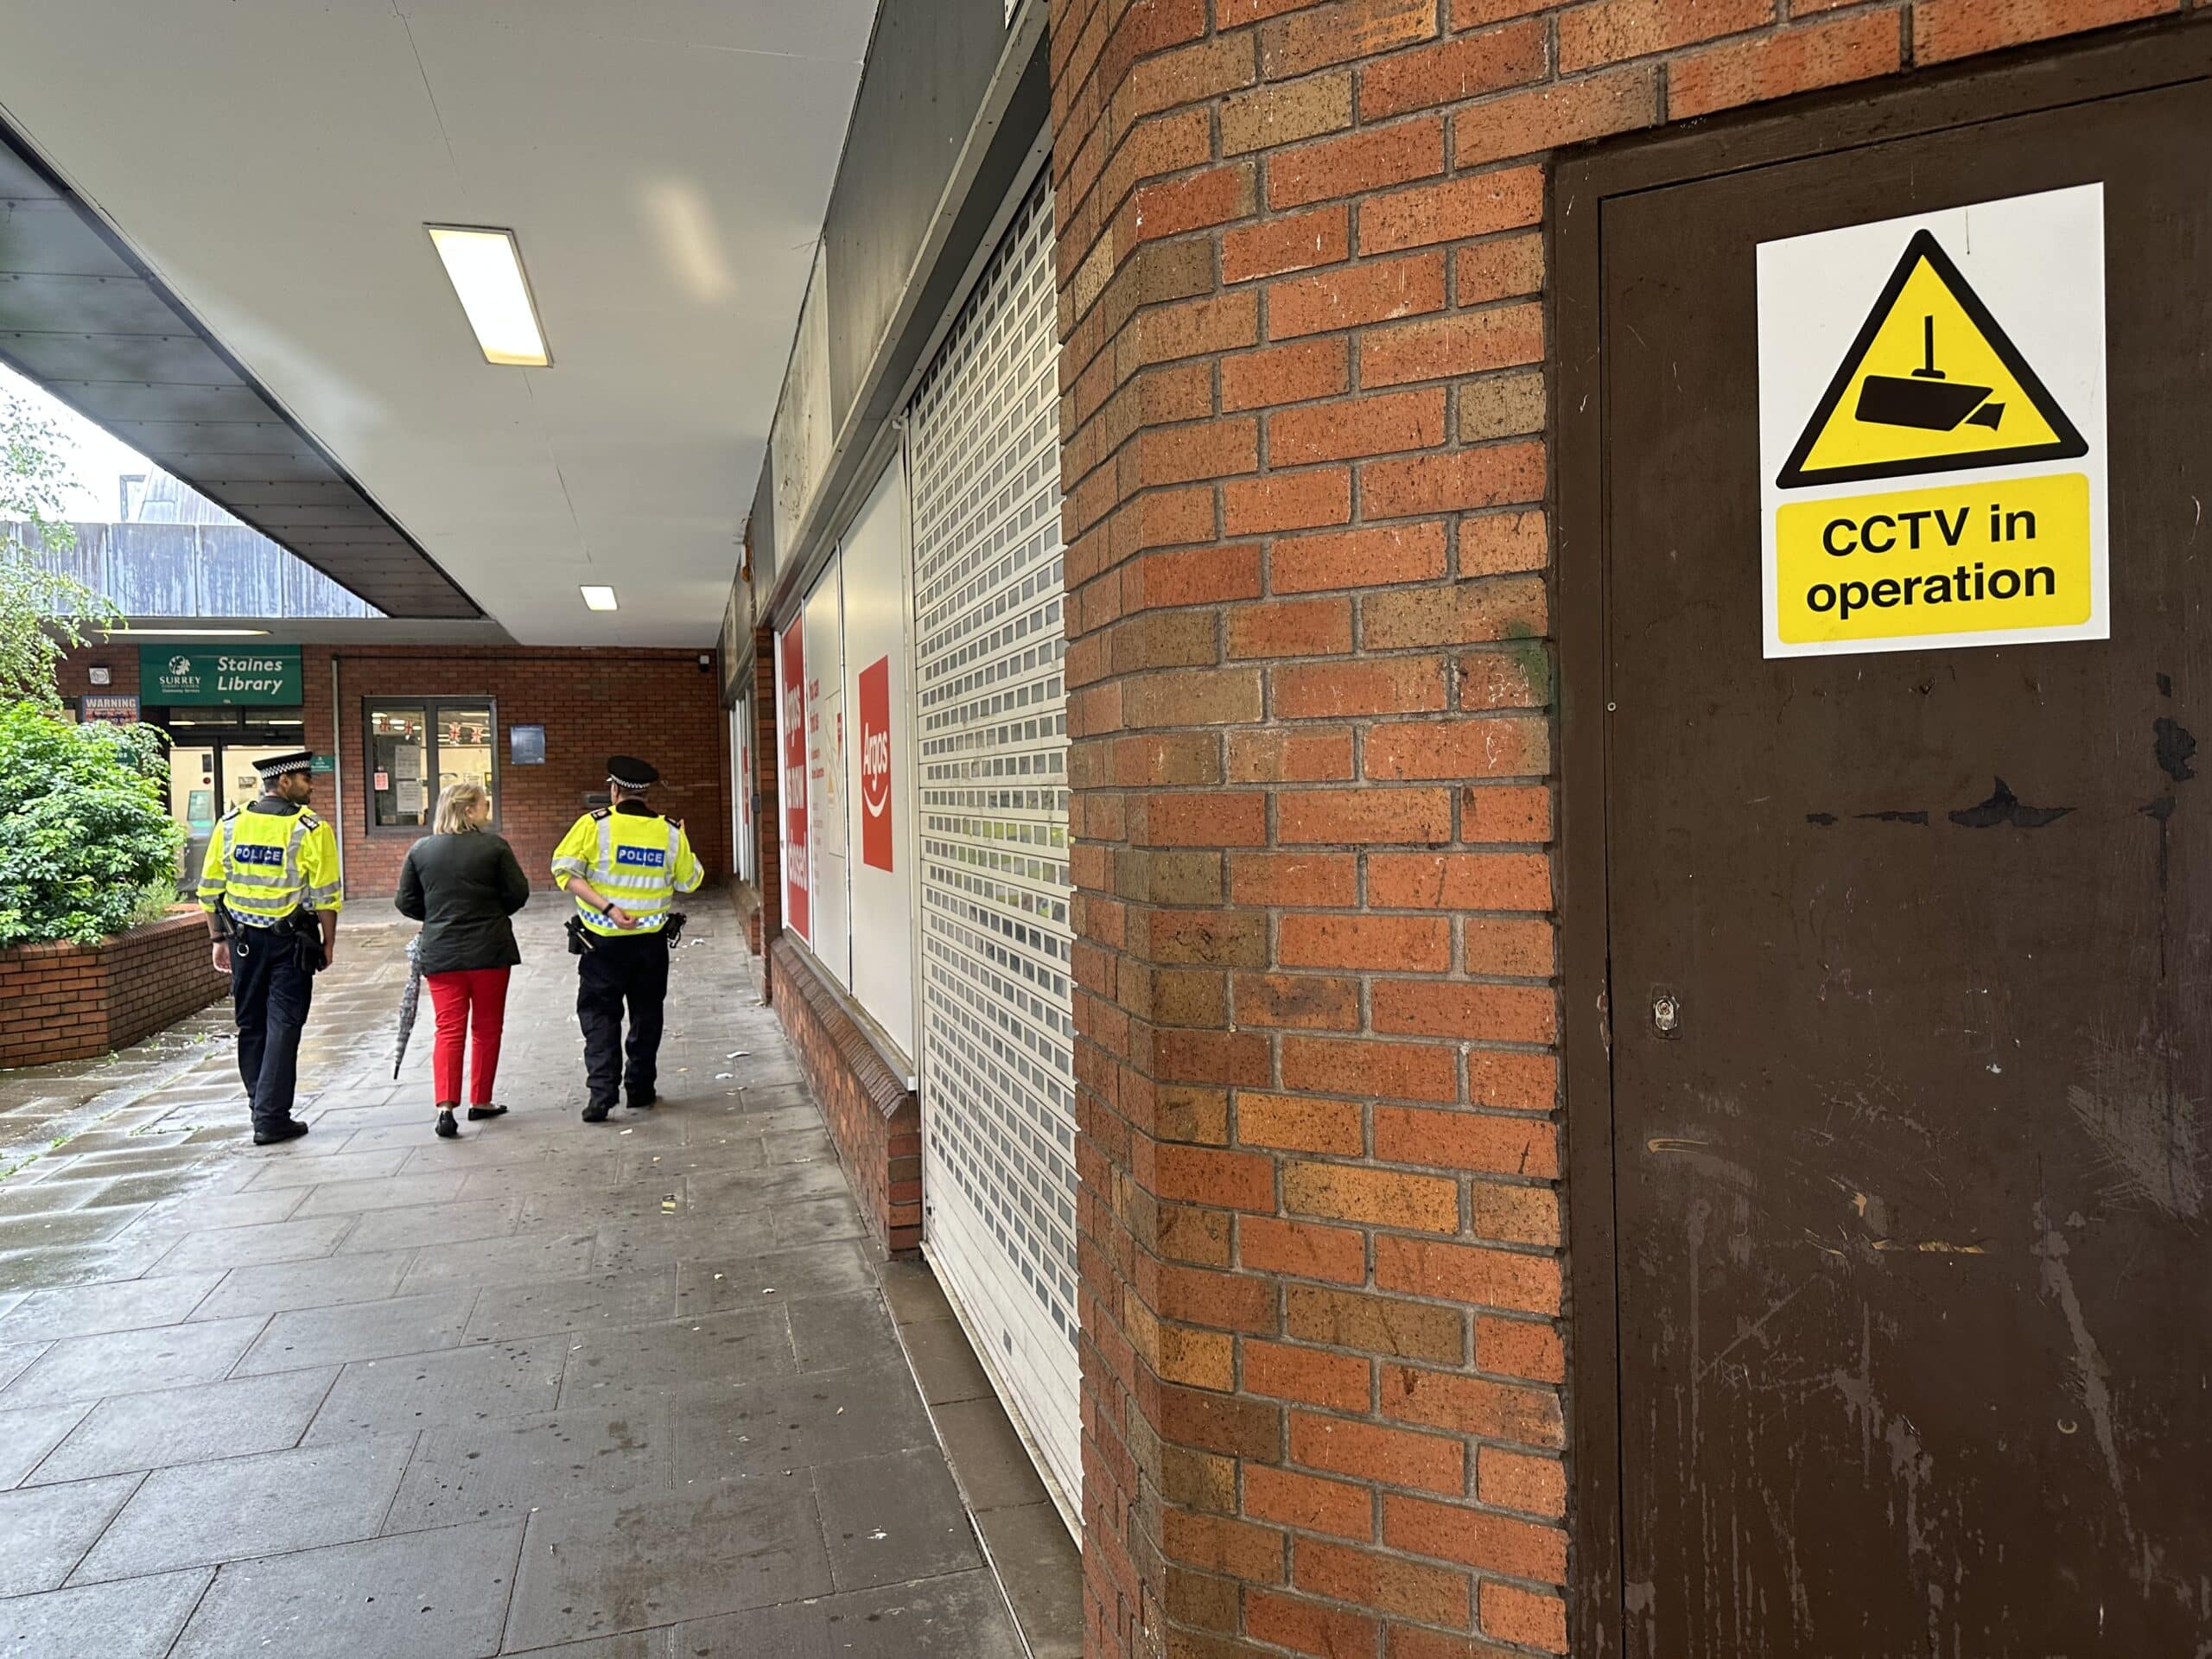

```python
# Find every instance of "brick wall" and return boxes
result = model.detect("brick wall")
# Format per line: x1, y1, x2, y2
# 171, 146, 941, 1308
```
57, 651, 143, 702
769, 936, 923, 1255
1048, 3, 2183, 1656
328, 649, 732, 898
58, 645, 733, 900
0, 912, 227, 1067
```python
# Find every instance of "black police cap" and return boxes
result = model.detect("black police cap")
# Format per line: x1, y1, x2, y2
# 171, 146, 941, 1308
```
607, 756, 659, 788
254, 750, 317, 780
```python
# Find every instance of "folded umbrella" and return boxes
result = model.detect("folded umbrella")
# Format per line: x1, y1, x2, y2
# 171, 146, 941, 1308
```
392, 931, 424, 1080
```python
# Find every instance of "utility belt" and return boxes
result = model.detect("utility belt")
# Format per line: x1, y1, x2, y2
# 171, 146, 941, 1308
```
225, 903, 326, 976
567, 911, 687, 956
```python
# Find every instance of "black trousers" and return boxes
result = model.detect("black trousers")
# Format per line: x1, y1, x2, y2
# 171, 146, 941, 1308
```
232, 925, 314, 1132
576, 931, 670, 1109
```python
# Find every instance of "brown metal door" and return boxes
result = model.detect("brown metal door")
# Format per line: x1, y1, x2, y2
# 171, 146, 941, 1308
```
1596, 67, 2212, 1657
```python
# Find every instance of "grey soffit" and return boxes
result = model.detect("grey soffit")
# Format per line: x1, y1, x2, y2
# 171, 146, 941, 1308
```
0, 128, 480, 620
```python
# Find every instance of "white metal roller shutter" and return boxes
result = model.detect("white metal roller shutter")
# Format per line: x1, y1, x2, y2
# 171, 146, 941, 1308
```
906, 177, 1079, 1513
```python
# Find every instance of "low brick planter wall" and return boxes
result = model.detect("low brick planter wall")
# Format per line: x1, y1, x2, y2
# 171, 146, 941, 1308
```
0, 912, 227, 1068
768, 935, 920, 1256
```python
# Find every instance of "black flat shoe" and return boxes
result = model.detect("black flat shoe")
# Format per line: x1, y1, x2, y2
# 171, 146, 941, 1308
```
435, 1109, 459, 1140
466, 1104, 508, 1122
581, 1103, 613, 1123
252, 1120, 310, 1147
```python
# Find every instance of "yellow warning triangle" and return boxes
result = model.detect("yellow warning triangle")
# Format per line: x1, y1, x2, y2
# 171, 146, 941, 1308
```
1777, 229, 2086, 489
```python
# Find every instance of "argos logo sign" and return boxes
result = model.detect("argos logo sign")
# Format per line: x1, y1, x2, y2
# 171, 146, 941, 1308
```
861, 730, 889, 809
858, 656, 893, 872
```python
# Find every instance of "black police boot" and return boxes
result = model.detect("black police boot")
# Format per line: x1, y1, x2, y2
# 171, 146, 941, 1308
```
626, 1090, 658, 1110
253, 1120, 310, 1147
581, 1101, 613, 1123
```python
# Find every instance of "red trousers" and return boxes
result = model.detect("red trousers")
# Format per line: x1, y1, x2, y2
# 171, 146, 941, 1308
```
426, 967, 510, 1107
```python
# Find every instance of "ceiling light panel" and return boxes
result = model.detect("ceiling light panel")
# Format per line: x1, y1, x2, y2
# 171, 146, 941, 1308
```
427, 226, 550, 367
580, 585, 618, 611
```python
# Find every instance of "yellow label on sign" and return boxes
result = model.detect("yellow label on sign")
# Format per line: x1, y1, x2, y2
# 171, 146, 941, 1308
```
1775, 473, 2092, 645
1777, 229, 2087, 490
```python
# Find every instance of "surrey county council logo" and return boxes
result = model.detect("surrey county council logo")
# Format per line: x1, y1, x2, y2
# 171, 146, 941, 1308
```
168, 655, 193, 677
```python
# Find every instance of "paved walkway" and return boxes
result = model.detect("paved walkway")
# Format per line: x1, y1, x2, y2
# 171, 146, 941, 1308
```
0, 900, 1025, 1656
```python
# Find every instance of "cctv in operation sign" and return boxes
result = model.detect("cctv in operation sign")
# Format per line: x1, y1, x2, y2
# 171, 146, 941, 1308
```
1757, 185, 2107, 658
139, 645, 302, 705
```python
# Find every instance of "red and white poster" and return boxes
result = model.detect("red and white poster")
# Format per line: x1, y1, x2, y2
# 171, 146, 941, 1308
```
779, 620, 810, 941
858, 656, 893, 872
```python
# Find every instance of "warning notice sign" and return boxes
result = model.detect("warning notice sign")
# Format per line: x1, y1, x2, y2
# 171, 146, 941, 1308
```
1758, 185, 2107, 658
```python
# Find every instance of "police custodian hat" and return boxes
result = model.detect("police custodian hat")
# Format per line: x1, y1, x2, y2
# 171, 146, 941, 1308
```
253, 749, 317, 781
607, 756, 659, 788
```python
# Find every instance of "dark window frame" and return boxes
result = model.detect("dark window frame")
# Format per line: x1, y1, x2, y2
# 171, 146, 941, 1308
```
361, 695, 500, 836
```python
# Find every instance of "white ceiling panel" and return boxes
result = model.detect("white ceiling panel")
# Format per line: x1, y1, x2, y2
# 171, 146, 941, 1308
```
0, 0, 876, 644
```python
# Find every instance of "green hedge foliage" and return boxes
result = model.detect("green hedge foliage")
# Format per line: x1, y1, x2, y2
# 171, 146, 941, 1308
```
0, 702, 185, 948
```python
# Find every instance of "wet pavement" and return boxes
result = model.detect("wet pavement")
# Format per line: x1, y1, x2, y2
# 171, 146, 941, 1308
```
0, 1002, 233, 1176
0, 900, 1027, 1656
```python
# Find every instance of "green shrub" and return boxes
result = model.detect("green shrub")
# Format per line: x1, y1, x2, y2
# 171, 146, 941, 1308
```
0, 702, 185, 948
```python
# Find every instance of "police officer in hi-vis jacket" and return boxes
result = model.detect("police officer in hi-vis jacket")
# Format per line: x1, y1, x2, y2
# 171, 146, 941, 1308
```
550, 756, 703, 1122
196, 749, 342, 1145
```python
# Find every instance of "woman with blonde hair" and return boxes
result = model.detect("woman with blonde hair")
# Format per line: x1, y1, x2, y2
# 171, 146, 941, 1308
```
395, 780, 530, 1139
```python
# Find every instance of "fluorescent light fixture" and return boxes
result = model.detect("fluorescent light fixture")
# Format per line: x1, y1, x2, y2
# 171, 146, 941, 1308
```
426, 225, 550, 366
580, 586, 618, 611
100, 627, 270, 638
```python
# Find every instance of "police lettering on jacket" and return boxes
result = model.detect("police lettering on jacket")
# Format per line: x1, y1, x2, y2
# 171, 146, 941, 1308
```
196, 806, 343, 927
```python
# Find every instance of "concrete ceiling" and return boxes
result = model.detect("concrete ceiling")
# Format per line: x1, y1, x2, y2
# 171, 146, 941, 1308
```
0, 0, 877, 645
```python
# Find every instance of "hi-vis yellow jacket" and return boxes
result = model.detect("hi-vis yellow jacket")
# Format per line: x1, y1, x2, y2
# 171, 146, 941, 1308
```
551, 806, 703, 937
196, 804, 344, 927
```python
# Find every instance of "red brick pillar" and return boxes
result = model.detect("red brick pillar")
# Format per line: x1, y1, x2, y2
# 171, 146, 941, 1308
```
1052, 3, 2180, 1656
1055, 4, 1568, 1654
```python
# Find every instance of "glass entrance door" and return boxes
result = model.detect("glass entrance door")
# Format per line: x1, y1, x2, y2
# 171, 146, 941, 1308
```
219, 747, 296, 815
170, 745, 219, 893
166, 742, 306, 893
153, 708, 312, 893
